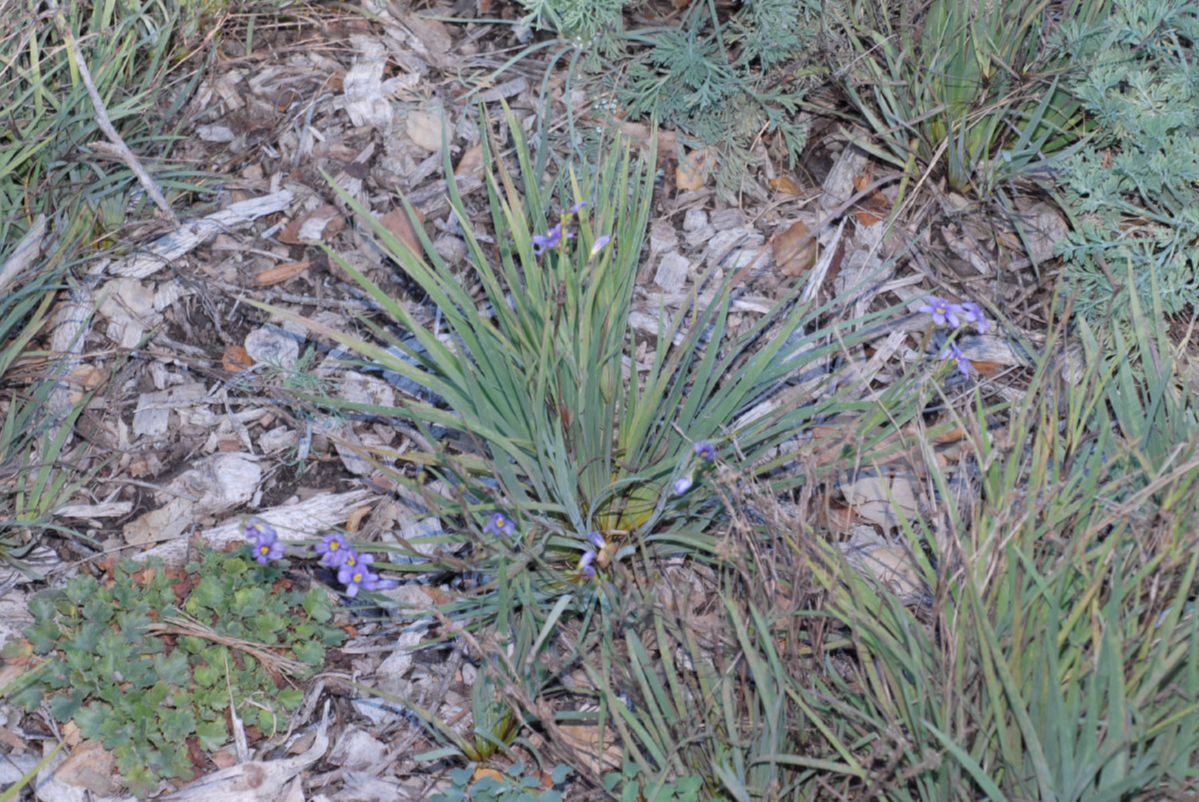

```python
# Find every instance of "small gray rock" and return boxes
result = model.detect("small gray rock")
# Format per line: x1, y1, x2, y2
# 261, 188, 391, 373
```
653, 251, 692, 292
244, 326, 301, 370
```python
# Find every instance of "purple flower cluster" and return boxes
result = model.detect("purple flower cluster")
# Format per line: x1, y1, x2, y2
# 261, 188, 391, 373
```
939, 341, 971, 376
532, 223, 567, 256
578, 531, 606, 578
530, 200, 611, 259
918, 296, 990, 334
246, 519, 284, 565
315, 533, 385, 598
242, 520, 392, 598
919, 296, 988, 377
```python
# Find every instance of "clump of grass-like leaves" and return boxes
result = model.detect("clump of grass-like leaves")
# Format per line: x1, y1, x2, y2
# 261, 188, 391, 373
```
256, 107, 911, 766
825, 0, 1111, 194
260, 107, 894, 592
795, 303, 1199, 799
559, 297, 1199, 799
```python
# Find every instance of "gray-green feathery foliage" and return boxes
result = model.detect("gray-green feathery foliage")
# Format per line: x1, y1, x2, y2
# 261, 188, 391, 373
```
1052, 0, 1199, 319
512, 0, 820, 192
617, 0, 817, 190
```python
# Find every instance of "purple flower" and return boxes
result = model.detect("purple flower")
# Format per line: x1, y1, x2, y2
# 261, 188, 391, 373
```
589, 235, 612, 257
532, 223, 564, 255
337, 550, 374, 582
694, 441, 716, 461
918, 296, 960, 328
316, 533, 351, 567
339, 564, 383, 597
338, 549, 371, 573
483, 512, 517, 538
587, 531, 606, 550
953, 301, 989, 334
939, 341, 972, 376
569, 201, 589, 214
247, 523, 284, 565
673, 475, 694, 496
578, 550, 597, 578
245, 519, 275, 542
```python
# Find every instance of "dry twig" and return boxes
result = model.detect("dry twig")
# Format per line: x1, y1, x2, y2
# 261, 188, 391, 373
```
46, 0, 179, 227
146, 612, 309, 678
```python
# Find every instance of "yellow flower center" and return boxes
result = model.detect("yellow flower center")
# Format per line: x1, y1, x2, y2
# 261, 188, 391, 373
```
353, 572, 363, 583
330, 541, 340, 551
259, 545, 270, 555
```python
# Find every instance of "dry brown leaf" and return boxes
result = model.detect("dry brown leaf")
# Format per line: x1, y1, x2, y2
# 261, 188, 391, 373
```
851, 174, 890, 225
223, 345, 254, 372
53, 740, 118, 797
61, 720, 81, 748
817, 497, 857, 535
675, 147, 715, 191
346, 504, 371, 532
970, 359, 1005, 377
556, 723, 623, 774
615, 120, 679, 166
0, 723, 24, 752
840, 472, 920, 530
254, 260, 310, 287
473, 768, 506, 784
278, 204, 344, 245
67, 364, 105, 392
771, 219, 818, 277
65, 364, 106, 404
210, 747, 239, 770
377, 207, 425, 255
768, 175, 802, 195
454, 144, 484, 182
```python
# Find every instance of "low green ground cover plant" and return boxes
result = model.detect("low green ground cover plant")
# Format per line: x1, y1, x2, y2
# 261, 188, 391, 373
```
431, 760, 571, 801
1051, 0, 1199, 319
612, 0, 818, 188
9, 547, 344, 795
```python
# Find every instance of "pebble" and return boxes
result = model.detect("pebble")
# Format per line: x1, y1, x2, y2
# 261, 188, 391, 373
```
653, 251, 692, 292
244, 326, 301, 370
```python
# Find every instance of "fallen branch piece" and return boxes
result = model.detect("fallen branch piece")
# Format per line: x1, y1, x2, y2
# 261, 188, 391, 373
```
110, 190, 294, 279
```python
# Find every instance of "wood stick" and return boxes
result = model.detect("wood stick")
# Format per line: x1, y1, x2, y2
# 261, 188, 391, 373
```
47, 0, 179, 227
